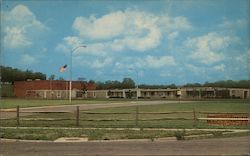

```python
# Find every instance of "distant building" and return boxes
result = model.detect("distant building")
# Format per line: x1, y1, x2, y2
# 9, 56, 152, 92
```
90, 87, 250, 99
13, 80, 249, 99
14, 80, 96, 99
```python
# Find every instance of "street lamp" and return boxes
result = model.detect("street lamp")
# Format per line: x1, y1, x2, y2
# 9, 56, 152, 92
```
128, 68, 139, 100
128, 67, 139, 126
69, 45, 87, 103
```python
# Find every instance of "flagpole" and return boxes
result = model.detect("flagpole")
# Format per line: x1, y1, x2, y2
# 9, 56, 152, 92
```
69, 45, 87, 103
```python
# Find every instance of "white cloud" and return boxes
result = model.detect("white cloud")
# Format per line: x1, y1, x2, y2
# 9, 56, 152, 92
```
144, 55, 176, 68
20, 54, 38, 65
159, 15, 192, 32
111, 55, 176, 75
234, 54, 247, 65
91, 57, 113, 69
213, 64, 225, 72
168, 31, 179, 40
77, 57, 113, 69
59, 9, 192, 54
56, 8, 192, 75
56, 37, 109, 57
4, 26, 32, 48
185, 64, 208, 77
72, 9, 162, 52
56, 36, 83, 53
73, 11, 126, 39
3, 4, 47, 49
116, 55, 176, 69
184, 32, 236, 64
218, 19, 248, 29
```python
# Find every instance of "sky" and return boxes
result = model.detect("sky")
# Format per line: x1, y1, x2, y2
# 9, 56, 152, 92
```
1, 0, 249, 85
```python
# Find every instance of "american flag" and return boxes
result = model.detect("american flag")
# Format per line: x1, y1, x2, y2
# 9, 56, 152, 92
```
60, 64, 67, 72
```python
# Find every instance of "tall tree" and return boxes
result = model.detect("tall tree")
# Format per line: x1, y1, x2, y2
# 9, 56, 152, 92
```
1, 66, 46, 83
122, 78, 135, 89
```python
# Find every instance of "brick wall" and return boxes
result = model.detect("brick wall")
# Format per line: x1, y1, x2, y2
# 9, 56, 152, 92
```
14, 80, 96, 98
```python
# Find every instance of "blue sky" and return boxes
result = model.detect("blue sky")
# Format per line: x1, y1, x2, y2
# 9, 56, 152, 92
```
1, 0, 249, 85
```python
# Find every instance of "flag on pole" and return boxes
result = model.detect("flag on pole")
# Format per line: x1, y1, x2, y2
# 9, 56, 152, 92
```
60, 64, 67, 72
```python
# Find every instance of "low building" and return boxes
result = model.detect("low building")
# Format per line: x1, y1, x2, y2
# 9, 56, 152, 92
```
13, 80, 250, 99
14, 80, 96, 99
90, 87, 250, 99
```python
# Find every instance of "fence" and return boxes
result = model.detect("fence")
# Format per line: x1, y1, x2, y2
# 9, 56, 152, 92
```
1, 105, 249, 128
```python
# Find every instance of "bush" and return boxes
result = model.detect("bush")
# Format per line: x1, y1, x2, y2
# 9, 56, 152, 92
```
174, 129, 186, 140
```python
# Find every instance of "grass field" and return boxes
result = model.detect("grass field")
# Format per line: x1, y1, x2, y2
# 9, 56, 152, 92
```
1, 127, 239, 141
1, 100, 249, 128
0, 99, 249, 140
0, 98, 132, 109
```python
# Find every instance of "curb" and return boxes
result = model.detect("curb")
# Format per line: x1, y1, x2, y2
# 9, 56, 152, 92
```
0, 138, 53, 143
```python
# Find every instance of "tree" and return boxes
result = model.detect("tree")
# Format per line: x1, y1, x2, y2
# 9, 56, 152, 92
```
58, 77, 65, 80
78, 77, 86, 81
88, 80, 95, 84
48, 74, 56, 80
122, 78, 135, 89
96, 81, 105, 90
0, 66, 46, 83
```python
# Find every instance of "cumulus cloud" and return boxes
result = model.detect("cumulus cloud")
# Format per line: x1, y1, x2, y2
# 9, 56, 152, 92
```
56, 8, 191, 72
73, 11, 126, 40
56, 36, 83, 53
56, 37, 109, 57
57, 9, 191, 54
72, 9, 162, 52
159, 15, 192, 32
183, 32, 236, 64
4, 26, 32, 48
3, 4, 48, 49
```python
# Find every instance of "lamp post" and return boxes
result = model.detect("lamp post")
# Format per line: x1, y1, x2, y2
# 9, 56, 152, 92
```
128, 68, 139, 99
129, 68, 139, 126
69, 45, 87, 103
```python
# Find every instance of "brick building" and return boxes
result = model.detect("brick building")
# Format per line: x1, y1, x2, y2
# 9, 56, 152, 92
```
14, 80, 96, 99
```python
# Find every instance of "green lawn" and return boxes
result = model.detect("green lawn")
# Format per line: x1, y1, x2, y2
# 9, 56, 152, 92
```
1, 127, 232, 141
90, 100, 249, 113
0, 98, 132, 109
1, 99, 249, 141
1, 100, 249, 129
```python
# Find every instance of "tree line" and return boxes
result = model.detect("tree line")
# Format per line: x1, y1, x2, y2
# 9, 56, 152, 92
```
1, 66, 249, 89
183, 80, 250, 89
1, 66, 46, 83
96, 78, 135, 89
95, 80, 250, 90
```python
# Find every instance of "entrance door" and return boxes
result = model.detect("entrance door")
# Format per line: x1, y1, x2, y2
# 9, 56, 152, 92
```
244, 91, 248, 99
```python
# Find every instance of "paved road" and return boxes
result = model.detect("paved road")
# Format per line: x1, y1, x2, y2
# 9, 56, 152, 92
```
1, 136, 249, 156
0, 100, 190, 119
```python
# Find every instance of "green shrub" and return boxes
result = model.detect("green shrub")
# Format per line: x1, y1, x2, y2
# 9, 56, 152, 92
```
174, 129, 186, 140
